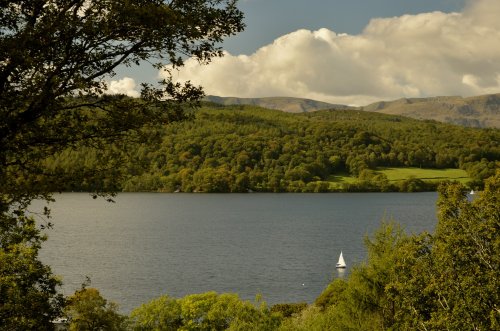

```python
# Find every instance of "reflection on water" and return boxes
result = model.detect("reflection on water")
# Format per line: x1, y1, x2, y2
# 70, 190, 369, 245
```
336, 268, 347, 279
37, 192, 438, 312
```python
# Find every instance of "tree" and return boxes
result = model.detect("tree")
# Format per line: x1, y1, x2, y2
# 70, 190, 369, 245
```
0, 212, 64, 330
1, 0, 244, 201
427, 173, 500, 330
128, 291, 282, 330
0, 0, 243, 328
65, 287, 126, 331
128, 295, 182, 331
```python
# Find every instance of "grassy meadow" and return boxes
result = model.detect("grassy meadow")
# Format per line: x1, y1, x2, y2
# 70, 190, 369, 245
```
378, 167, 471, 184
328, 167, 471, 189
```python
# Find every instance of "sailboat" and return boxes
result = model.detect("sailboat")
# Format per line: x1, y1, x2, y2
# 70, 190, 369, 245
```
470, 190, 475, 195
336, 251, 346, 269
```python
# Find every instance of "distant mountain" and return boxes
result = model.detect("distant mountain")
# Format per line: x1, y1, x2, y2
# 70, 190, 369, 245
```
362, 94, 500, 128
204, 95, 354, 113
204, 94, 500, 128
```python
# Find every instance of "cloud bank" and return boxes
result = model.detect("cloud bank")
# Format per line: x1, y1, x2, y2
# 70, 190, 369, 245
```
163, 0, 500, 105
105, 77, 140, 98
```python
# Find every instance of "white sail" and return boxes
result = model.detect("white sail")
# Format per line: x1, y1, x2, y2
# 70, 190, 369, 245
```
336, 251, 346, 268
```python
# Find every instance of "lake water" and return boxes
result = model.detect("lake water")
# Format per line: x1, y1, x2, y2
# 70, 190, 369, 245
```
37, 192, 438, 313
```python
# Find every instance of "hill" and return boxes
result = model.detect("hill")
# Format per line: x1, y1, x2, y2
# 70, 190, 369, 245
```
205, 94, 500, 128
204, 95, 353, 113
363, 94, 500, 128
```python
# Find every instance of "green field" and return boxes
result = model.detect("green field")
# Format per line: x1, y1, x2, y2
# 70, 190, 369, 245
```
328, 172, 358, 184
377, 167, 471, 184
328, 168, 471, 189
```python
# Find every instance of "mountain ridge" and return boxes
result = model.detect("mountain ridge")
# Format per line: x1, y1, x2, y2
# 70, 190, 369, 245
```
204, 94, 500, 128
362, 94, 500, 128
204, 95, 354, 113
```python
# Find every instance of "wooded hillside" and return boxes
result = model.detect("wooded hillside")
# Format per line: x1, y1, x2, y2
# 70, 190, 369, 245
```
44, 104, 499, 193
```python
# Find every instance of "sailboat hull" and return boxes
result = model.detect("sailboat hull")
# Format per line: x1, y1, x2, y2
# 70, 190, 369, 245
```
335, 264, 346, 269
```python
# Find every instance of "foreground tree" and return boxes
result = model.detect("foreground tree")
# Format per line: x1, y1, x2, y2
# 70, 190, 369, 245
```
0, 212, 64, 330
428, 172, 500, 330
0, 0, 243, 328
1, 0, 244, 202
65, 287, 126, 331
129, 291, 281, 330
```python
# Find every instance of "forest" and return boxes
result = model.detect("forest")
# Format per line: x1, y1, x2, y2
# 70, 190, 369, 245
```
44, 103, 500, 193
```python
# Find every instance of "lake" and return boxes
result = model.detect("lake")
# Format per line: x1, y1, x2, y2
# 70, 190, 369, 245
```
36, 192, 438, 313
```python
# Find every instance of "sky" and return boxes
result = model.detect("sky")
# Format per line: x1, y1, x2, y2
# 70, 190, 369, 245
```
111, 0, 500, 106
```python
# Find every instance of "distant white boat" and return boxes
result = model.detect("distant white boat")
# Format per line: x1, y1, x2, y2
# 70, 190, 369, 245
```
336, 251, 346, 269
470, 190, 475, 195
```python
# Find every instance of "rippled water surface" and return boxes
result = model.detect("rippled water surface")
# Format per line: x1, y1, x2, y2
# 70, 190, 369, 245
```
37, 192, 438, 312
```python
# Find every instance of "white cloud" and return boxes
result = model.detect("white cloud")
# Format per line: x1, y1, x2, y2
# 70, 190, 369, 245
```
162, 0, 500, 106
106, 77, 140, 98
